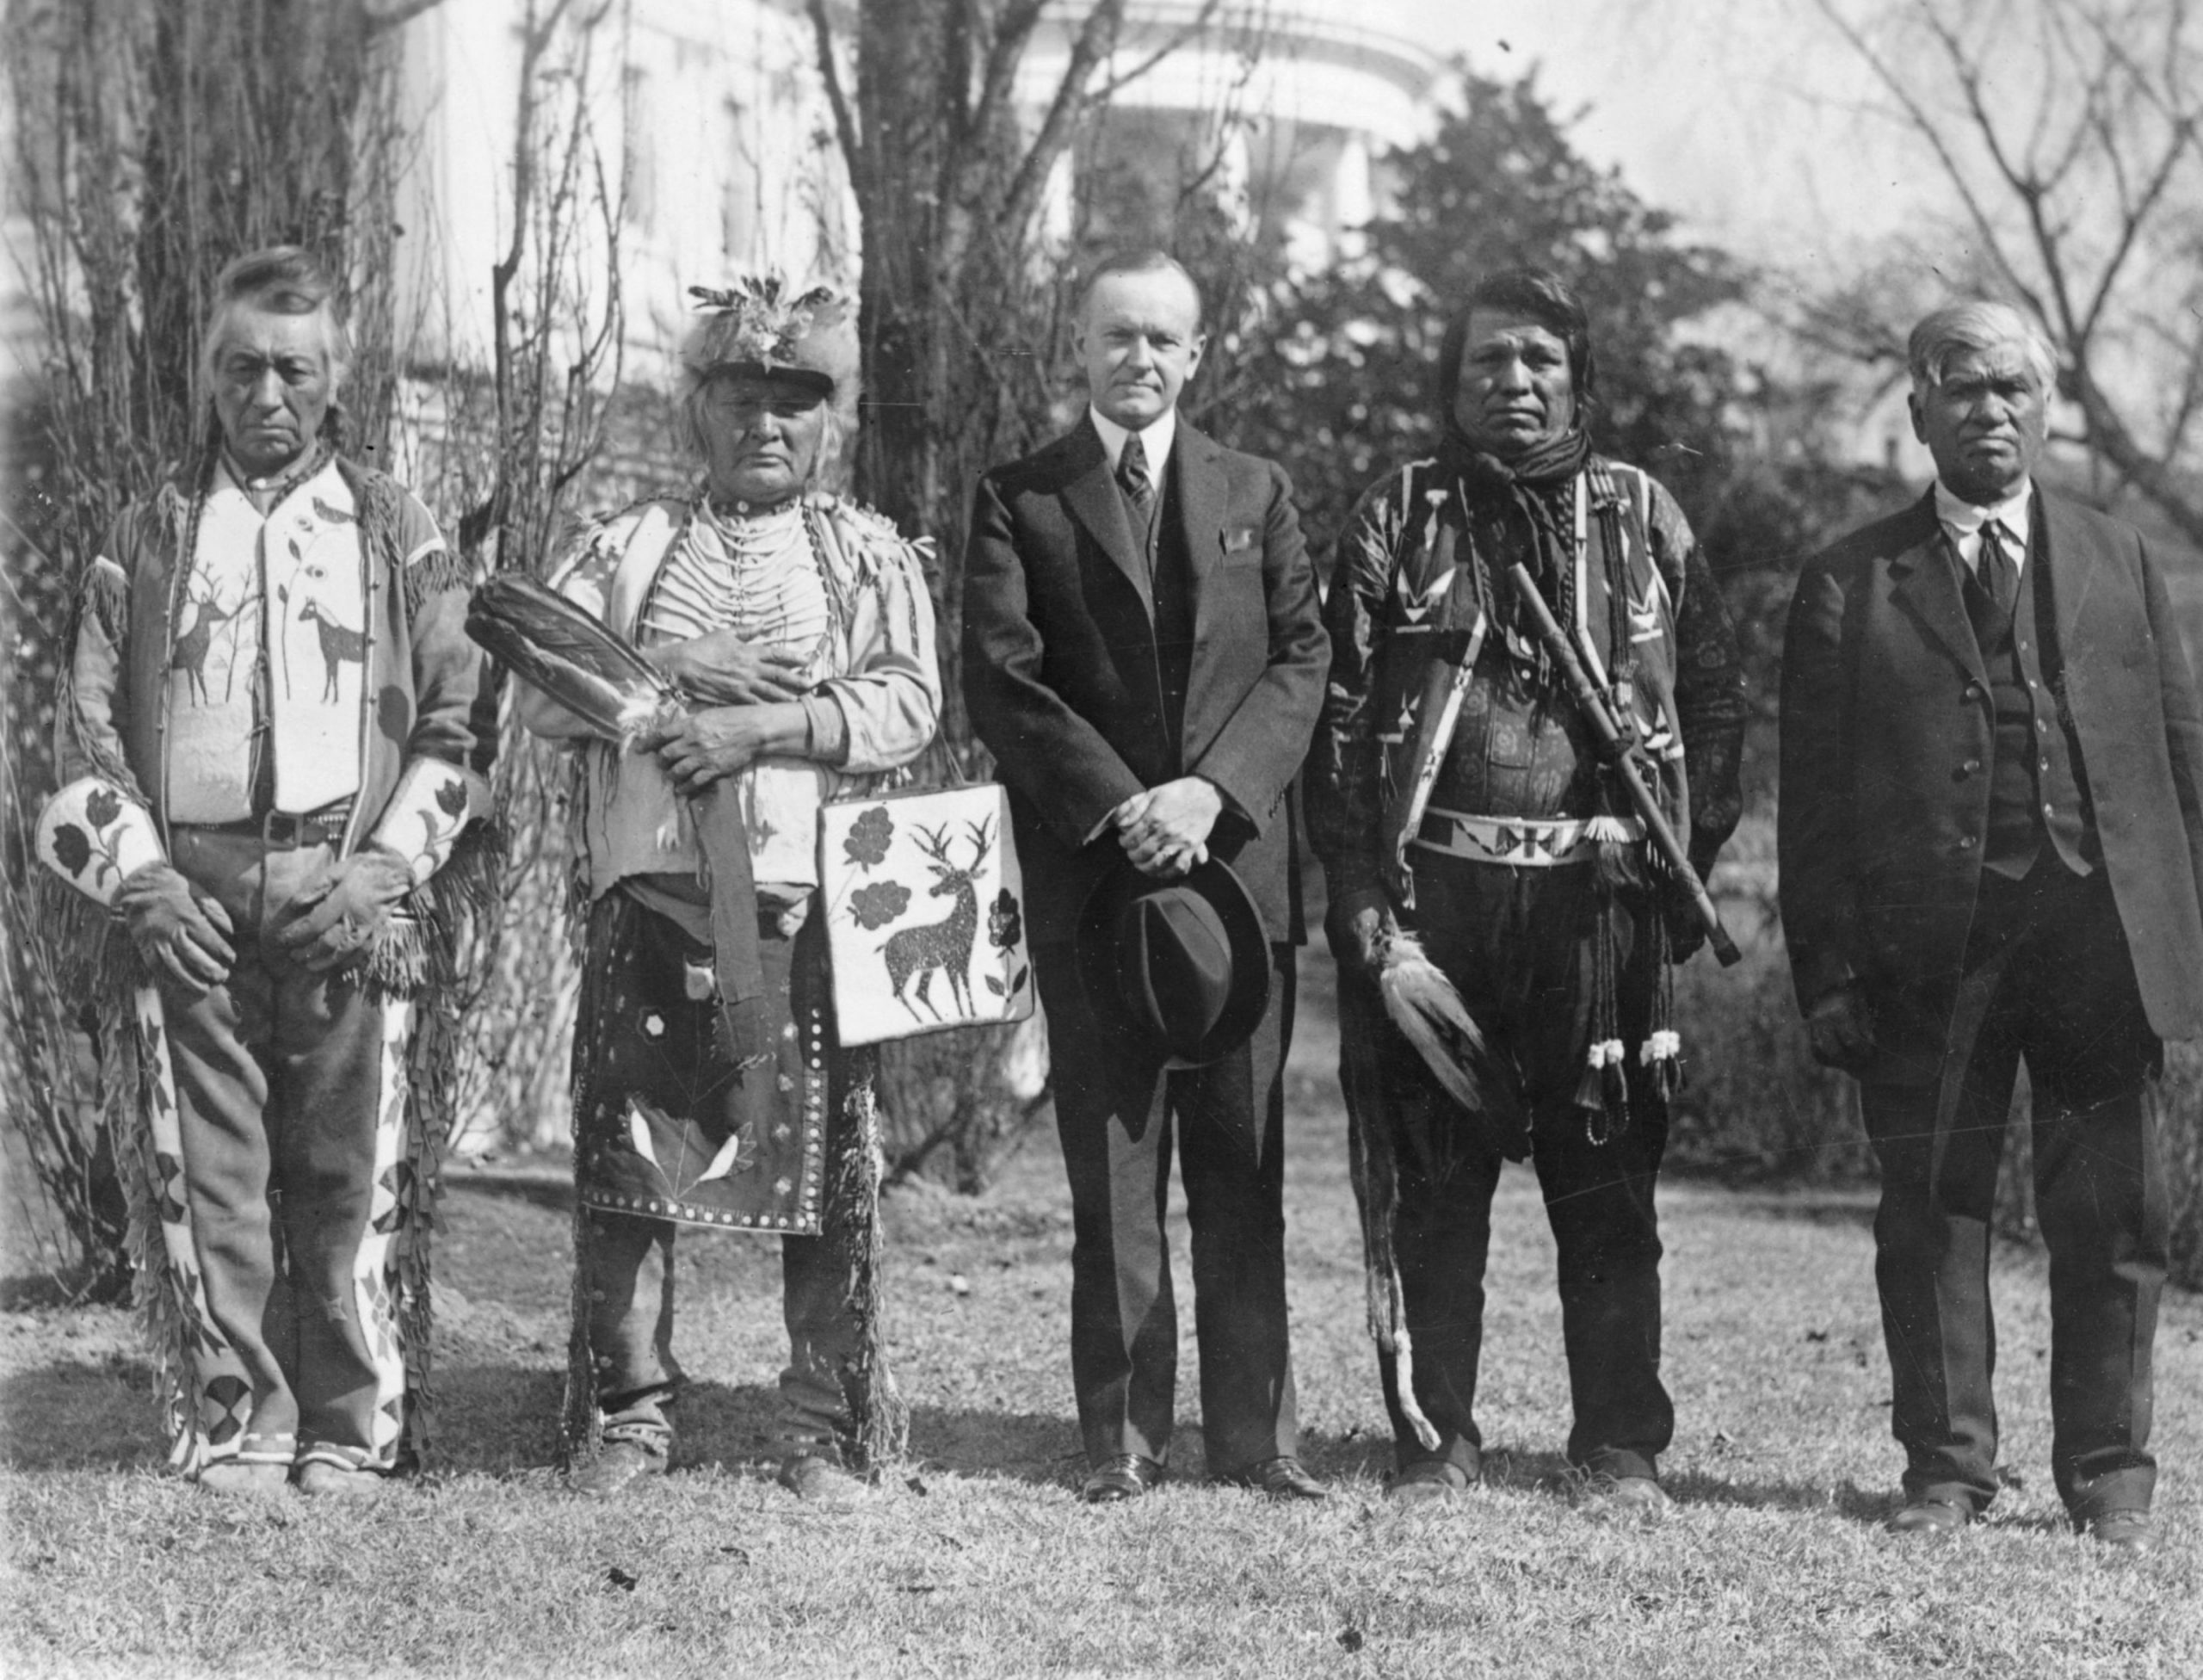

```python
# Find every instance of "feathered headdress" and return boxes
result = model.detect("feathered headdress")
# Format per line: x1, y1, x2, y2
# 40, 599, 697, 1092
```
682, 275, 859, 420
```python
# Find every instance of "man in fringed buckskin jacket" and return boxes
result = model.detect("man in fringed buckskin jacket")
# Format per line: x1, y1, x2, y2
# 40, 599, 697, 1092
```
37, 247, 496, 1498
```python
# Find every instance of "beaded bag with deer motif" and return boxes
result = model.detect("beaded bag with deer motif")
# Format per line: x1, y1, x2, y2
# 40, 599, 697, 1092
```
818, 783, 1034, 1045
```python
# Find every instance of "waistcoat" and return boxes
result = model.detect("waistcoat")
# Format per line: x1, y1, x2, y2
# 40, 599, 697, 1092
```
1976, 517, 2095, 879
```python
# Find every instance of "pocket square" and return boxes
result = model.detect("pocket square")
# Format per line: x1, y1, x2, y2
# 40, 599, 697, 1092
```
1222, 524, 1260, 555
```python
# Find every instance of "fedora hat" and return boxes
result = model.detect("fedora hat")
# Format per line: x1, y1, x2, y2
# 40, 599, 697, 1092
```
1075, 856, 1270, 1068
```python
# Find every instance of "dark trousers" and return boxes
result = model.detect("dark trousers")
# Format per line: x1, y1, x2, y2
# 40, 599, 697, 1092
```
159, 828, 406, 1471
579, 1211, 860, 1458
1861, 862, 2165, 1520
1376, 855, 1673, 1481
573, 901, 861, 1460
1035, 942, 1299, 1475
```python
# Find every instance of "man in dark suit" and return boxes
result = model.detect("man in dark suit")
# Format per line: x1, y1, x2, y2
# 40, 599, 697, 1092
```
963, 250, 1330, 1503
1780, 300, 2203, 1552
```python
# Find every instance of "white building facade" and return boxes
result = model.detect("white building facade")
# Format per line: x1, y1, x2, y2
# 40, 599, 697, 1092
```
386, 0, 1447, 380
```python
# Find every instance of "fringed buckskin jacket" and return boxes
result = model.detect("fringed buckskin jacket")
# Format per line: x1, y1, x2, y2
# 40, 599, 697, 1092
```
1309, 454, 1746, 901
52, 454, 499, 959
41, 453, 494, 1473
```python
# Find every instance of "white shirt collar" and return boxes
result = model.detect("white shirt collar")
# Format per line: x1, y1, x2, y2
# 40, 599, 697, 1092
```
1088, 405, 1176, 479
1934, 476, 2032, 549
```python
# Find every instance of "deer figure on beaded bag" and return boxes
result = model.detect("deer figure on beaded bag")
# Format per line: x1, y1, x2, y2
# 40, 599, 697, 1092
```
882, 818, 994, 1022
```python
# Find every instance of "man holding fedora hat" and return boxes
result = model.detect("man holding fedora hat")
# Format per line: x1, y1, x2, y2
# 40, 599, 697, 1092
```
964, 250, 1330, 1503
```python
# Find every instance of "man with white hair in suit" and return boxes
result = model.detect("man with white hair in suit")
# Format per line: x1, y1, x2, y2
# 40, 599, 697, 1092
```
1780, 300, 2203, 1552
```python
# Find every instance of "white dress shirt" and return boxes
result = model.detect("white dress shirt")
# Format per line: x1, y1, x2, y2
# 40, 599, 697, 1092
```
1089, 405, 1176, 480
1935, 477, 2033, 578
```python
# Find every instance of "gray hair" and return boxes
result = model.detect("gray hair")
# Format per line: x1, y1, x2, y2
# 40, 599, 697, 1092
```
678, 374, 852, 494
1907, 300, 2057, 396
197, 245, 353, 401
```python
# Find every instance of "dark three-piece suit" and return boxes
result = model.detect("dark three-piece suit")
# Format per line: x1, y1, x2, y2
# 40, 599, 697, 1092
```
962, 415, 1329, 1476
1780, 482, 2203, 1522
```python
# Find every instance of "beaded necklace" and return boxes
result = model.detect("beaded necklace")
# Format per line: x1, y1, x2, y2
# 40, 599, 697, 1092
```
639, 491, 834, 678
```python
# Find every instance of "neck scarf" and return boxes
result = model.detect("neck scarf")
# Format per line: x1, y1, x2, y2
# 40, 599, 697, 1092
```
1436, 418, 1591, 674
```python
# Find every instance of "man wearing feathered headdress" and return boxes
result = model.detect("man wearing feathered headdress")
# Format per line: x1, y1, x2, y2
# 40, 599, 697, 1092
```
36, 246, 497, 1498
1308, 268, 1745, 1512
509, 275, 940, 1500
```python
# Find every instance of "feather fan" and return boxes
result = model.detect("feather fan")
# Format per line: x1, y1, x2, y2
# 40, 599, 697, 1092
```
1379, 930, 1496, 1112
467, 574, 685, 745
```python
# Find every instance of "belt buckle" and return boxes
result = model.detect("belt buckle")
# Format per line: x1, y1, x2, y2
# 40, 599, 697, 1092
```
262, 810, 304, 848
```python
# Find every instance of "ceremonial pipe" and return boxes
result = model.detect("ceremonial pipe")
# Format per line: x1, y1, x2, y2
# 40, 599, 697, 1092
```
1504, 561, 1741, 967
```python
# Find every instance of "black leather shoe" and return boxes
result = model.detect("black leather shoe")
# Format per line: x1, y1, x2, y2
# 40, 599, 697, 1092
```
2084, 1510, 2157, 1553
1885, 1498, 1971, 1536
571, 1439, 668, 1498
1080, 1453, 1165, 1504
1217, 1455, 1329, 1502
1575, 1472, 1670, 1521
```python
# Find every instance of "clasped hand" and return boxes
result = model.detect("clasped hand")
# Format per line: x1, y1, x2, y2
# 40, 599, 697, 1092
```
650, 627, 808, 706
1805, 982, 1876, 1073
117, 862, 236, 991
639, 705, 793, 797
275, 847, 417, 974
1112, 777, 1223, 880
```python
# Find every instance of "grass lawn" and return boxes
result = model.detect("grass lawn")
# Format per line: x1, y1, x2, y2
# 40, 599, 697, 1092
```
3, 960, 2199, 1677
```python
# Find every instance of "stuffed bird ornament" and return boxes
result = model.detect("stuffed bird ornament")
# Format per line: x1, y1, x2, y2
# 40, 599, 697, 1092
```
1377, 927, 1496, 1114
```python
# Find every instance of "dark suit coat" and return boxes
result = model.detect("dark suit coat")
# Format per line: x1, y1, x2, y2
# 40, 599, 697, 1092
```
1779, 484, 2203, 1068
962, 417, 1330, 947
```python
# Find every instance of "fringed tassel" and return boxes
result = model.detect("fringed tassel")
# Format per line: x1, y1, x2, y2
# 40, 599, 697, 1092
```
559, 1190, 606, 1473
1642, 906, 1684, 1105
83, 555, 130, 652
828, 1049, 907, 1463
1582, 856, 1631, 1145
109, 987, 205, 1473
361, 820, 504, 1003
830, 1049, 907, 1469
34, 874, 129, 1010
54, 563, 154, 803
1639, 1029, 1684, 1105
559, 920, 610, 1474
394, 1001, 452, 1471
403, 546, 478, 622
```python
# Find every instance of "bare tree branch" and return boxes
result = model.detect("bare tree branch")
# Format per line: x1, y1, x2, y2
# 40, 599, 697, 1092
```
996, 0, 1126, 238
1092, 0, 1228, 102
805, 0, 867, 197
969, 0, 1050, 147
363, 0, 451, 33
1814, 0, 2203, 540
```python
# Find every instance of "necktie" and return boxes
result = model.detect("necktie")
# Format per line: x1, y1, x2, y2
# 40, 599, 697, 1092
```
1977, 520, 2017, 618
1964, 519, 2018, 648
1118, 432, 1154, 515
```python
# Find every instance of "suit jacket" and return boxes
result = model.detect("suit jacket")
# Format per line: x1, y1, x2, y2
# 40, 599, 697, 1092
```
962, 416, 1330, 947
1779, 483, 2203, 1060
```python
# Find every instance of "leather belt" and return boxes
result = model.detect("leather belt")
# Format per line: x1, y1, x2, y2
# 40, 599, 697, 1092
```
1410, 808, 1645, 868
186, 802, 354, 849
